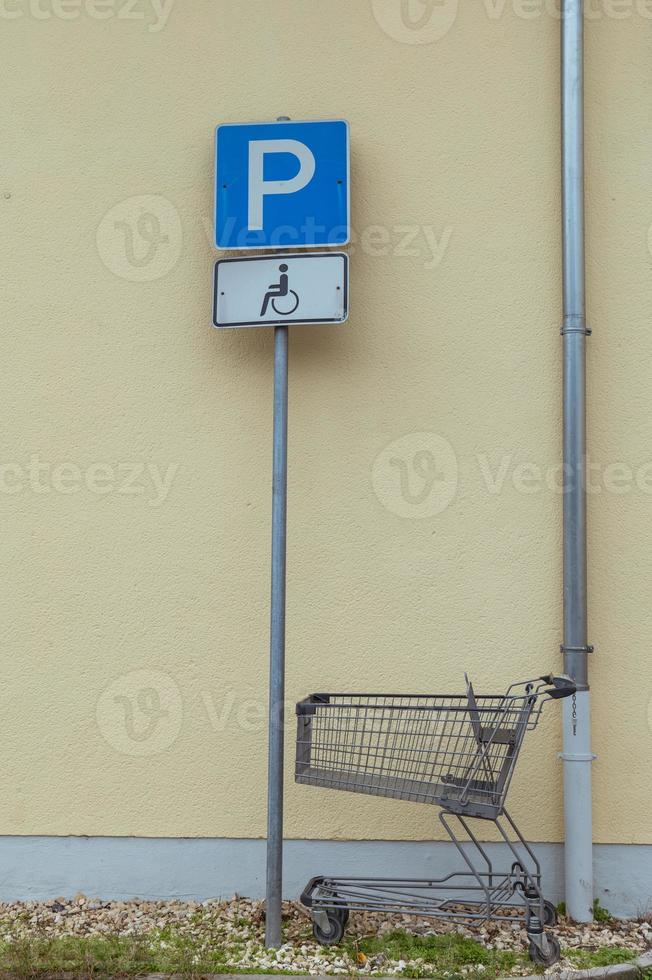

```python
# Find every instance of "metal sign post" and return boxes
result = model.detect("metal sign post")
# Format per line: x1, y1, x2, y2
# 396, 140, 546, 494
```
265, 320, 288, 949
267, 115, 292, 950
213, 115, 350, 949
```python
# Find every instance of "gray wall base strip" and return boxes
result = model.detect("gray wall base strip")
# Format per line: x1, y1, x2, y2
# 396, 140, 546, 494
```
0, 838, 648, 918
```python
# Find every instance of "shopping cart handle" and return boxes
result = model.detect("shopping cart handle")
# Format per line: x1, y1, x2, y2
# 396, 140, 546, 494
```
540, 675, 576, 699
296, 694, 331, 716
300, 876, 324, 907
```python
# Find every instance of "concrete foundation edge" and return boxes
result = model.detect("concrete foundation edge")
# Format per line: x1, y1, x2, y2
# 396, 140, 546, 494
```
0, 838, 649, 918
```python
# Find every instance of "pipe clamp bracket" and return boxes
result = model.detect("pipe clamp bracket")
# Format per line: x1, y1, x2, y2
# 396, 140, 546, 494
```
561, 316, 592, 336
560, 644, 594, 655
558, 752, 598, 763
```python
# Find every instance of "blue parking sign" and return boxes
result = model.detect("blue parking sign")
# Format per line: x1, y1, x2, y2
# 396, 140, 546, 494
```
214, 119, 350, 250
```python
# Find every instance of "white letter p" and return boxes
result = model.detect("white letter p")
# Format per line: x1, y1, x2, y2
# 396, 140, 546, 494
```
248, 139, 316, 231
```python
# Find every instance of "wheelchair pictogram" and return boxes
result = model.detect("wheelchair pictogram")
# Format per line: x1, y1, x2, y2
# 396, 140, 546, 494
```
260, 264, 300, 318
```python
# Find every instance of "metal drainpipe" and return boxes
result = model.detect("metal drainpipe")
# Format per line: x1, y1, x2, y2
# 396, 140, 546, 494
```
560, 0, 595, 923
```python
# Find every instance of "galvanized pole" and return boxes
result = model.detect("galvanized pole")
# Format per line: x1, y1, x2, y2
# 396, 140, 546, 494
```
560, 0, 595, 923
265, 115, 292, 951
265, 324, 289, 948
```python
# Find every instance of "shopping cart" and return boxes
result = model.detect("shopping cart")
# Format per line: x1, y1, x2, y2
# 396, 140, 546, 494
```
295, 673, 575, 966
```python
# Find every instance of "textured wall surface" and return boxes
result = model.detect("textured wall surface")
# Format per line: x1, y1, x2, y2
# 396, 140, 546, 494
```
0, 1, 650, 845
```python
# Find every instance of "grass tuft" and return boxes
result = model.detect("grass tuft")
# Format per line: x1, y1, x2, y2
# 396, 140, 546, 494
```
592, 899, 614, 924
564, 946, 636, 969
347, 928, 523, 977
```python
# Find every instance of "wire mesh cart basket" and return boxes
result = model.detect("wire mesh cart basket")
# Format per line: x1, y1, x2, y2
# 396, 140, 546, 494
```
295, 673, 575, 966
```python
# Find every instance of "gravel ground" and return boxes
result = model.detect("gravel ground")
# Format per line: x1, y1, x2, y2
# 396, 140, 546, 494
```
0, 896, 649, 976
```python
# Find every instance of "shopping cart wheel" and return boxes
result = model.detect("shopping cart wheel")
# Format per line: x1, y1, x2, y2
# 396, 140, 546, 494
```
319, 890, 349, 928
334, 905, 350, 928
543, 900, 558, 927
312, 909, 346, 945
528, 934, 561, 967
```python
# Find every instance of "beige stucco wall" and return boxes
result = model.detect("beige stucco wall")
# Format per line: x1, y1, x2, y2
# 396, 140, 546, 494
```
1, 0, 650, 844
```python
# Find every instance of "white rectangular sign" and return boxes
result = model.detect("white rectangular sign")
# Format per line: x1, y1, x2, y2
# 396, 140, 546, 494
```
212, 252, 349, 329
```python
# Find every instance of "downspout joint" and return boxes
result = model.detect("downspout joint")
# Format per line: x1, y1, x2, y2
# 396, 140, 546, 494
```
561, 315, 592, 336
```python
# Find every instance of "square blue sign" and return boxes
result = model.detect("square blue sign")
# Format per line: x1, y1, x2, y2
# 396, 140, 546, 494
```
214, 119, 350, 250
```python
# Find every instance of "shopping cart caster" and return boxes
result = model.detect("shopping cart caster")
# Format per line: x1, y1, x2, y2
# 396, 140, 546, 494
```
524, 892, 557, 927
312, 907, 348, 945
528, 932, 561, 966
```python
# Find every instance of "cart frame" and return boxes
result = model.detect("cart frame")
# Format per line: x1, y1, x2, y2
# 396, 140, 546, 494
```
295, 674, 575, 966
